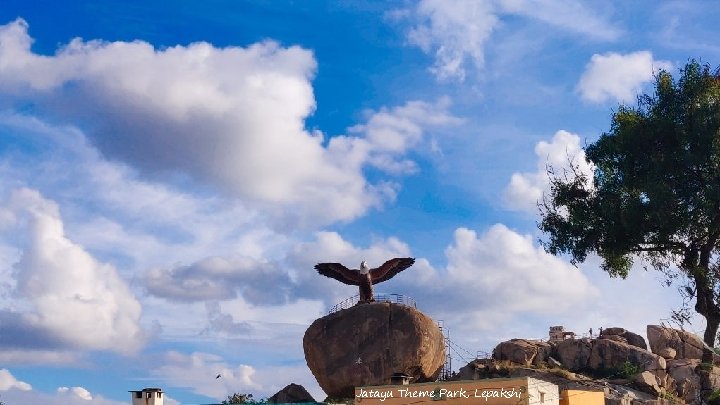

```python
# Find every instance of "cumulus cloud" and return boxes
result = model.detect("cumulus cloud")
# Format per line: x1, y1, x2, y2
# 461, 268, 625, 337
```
203, 301, 252, 335
439, 224, 597, 312
578, 51, 673, 103
145, 256, 293, 305
0, 368, 31, 391
346, 224, 600, 339
0, 112, 304, 341
0, 19, 458, 225
154, 351, 324, 401
404, 0, 499, 81
57, 386, 92, 401
0, 188, 144, 353
348, 97, 462, 174
503, 130, 594, 213
0, 112, 283, 270
398, 0, 619, 82
288, 224, 597, 333
155, 351, 260, 400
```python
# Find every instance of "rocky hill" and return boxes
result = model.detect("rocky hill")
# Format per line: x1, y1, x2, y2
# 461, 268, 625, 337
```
455, 325, 720, 404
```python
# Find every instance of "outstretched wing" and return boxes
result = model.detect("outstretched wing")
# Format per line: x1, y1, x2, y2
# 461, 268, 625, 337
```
370, 257, 415, 284
314, 263, 362, 286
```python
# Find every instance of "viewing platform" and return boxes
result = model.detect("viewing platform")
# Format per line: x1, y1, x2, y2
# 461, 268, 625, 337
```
328, 293, 417, 314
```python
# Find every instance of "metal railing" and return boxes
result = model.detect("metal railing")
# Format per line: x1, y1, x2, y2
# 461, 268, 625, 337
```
328, 293, 417, 314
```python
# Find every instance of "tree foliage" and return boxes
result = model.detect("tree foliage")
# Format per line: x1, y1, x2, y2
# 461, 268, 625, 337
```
540, 60, 720, 355
222, 392, 265, 404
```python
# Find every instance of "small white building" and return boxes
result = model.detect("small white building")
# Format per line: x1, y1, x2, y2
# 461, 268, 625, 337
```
130, 387, 164, 405
527, 378, 560, 405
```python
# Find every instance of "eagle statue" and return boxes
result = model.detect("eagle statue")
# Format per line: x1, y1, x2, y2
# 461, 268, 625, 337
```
314, 258, 415, 303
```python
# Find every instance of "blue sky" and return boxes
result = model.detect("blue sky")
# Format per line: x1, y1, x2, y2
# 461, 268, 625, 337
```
0, 1, 719, 404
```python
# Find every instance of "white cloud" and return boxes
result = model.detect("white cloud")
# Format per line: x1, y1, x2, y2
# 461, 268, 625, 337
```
498, 0, 621, 41
203, 301, 252, 335
0, 350, 81, 366
0, 100, 453, 313
155, 351, 260, 400
0, 112, 308, 343
144, 256, 294, 305
398, 0, 620, 82
0, 112, 286, 268
348, 99, 462, 175
57, 386, 92, 401
0, 19, 459, 225
578, 51, 672, 103
405, 0, 499, 81
349, 97, 462, 159
1, 188, 144, 353
154, 350, 325, 401
443, 224, 597, 310
137, 227, 400, 335
0, 369, 31, 391
504, 130, 594, 213
399, 224, 599, 334
289, 224, 597, 333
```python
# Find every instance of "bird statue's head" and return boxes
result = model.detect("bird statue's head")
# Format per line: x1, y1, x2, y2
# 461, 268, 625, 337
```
359, 261, 369, 274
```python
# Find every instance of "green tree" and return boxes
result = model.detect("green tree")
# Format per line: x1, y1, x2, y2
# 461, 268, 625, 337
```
539, 60, 720, 360
222, 392, 266, 404
222, 393, 253, 404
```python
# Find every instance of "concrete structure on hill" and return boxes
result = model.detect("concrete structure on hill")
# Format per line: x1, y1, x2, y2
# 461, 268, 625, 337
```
130, 387, 164, 405
548, 326, 575, 342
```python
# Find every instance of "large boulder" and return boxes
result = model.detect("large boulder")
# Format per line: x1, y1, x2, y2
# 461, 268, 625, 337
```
602, 334, 629, 344
667, 359, 701, 404
303, 302, 444, 398
492, 339, 552, 366
658, 348, 677, 360
602, 327, 628, 336
624, 332, 649, 351
647, 325, 704, 359
267, 383, 315, 403
454, 359, 483, 380
600, 327, 648, 350
589, 338, 665, 373
555, 338, 593, 371
633, 371, 663, 396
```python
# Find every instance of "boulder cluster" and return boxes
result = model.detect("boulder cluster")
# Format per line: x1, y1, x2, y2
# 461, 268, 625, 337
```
460, 325, 719, 404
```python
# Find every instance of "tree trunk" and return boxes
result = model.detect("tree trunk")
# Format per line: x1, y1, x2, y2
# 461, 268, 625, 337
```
691, 247, 720, 362
704, 315, 720, 363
